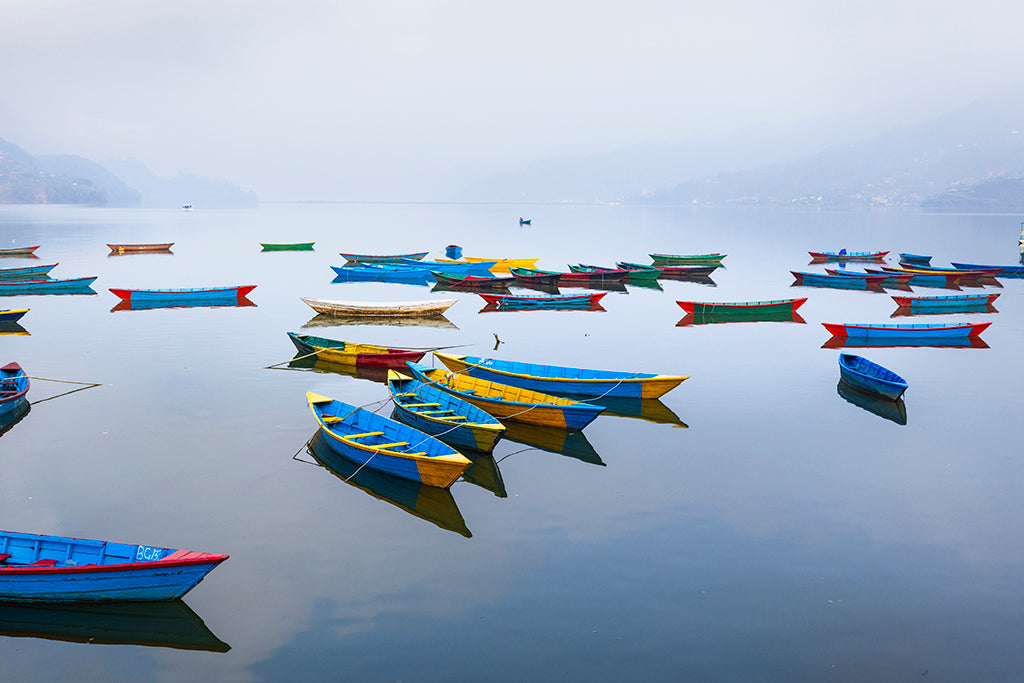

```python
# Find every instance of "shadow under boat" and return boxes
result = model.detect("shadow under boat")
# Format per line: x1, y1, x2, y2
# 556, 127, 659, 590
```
306, 431, 472, 538
837, 379, 907, 425
677, 311, 807, 326
110, 296, 256, 312
656, 273, 717, 287
500, 421, 605, 466
890, 303, 997, 318
509, 281, 562, 296
0, 398, 30, 438
456, 447, 507, 498
584, 395, 688, 428
302, 313, 458, 330
287, 352, 390, 384
477, 302, 607, 314
556, 280, 630, 293
0, 321, 29, 336
0, 600, 230, 652
822, 336, 990, 350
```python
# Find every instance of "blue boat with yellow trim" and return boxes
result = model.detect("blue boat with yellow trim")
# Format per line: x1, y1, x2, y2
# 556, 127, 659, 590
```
433, 352, 688, 399
307, 391, 471, 488
0, 530, 227, 602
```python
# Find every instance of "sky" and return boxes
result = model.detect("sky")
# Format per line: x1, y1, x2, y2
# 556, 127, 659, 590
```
2, 0, 1023, 201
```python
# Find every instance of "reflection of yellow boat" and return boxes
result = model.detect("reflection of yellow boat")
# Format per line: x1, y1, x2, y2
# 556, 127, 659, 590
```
587, 396, 688, 427
436, 257, 539, 274
501, 421, 604, 466
0, 322, 29, 337
458, 448, 507, 497
288, 353, 390, 383
306, 432, 471, 537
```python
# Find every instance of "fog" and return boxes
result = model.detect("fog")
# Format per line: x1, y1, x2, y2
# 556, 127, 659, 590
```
2, 1, 1022, 200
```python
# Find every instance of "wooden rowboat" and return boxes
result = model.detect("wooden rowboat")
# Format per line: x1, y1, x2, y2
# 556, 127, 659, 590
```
0, 264, 57, 279
300, 297, 457, 317
287, 332, 425, 367
838, 354, 908, 400
822, 321, 991, 339
617, 262, 718, 278
330, 264, 432, 283
649, 253, 725, 266
0, 246, 40, 257
387, 370, 506, 452
676, 298, 806, 315
0, 309, 29, 323
107, 243, 173, 254
0, 362, 29, 416
791, 271, 886, 289
260, 242, 313, 251
433, 352, 687, 400
430, 272, 514, 290
808, 250, 889, 261
864, 268, 961, 289
951, 262, 1024, 278
825, 269, 913, 286
340, 252, 429, 264
0, 530, 227, 603
479, 293, 606, 310
405, 362, 605, 430
109, 286, 255, 304
891, 293, 999, 313
0, 277, 97, 294
308, 392, 471, 488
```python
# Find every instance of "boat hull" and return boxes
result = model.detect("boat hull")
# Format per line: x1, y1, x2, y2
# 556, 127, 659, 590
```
0, 362, 30, 415
108, 243, 174, 253
260, 242, 314, 251
479, 293, 606, 309
109, 286, 256, 303
0, 277, 97, 294
388, 372, 505, 452
649, 253, 725, 266
300, 297, 457, 317
340, 252, 429, 264
891, 294, 999, 312
0, 309, 29, 323
951, 262, 1024, 278
809, 250, 889, 261
822, 322, 990, 339
791, 271, 885, 289
0, 264, 57, 279
330, 265, 431, 283
838, 354, 908, 400
0, 246, 40, 256
676, 298, 806, 315
287, 332, 425, 367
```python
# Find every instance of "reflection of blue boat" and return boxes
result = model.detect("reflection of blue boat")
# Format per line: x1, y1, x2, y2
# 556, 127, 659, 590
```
330, 264, 431, 283
0, 397, 29, 438
111, 297, 256, 312
838, 354, 908, 400
837, 380, 907, 425
822, 336, 989, 349
951, 261, 1024, 278
500, 421, 604, 466
791, 271, 885, 289
586, 395, 688, 427
458, 448, 506, 497
0, 600, 230, 652
306, 431, 471, 537
899, 253, 931, 265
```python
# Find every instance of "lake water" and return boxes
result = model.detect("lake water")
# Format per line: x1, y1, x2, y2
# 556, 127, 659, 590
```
1, 203, 1022, 681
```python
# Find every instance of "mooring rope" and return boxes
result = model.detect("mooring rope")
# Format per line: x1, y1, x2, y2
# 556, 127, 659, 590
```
25, 376, 101, 406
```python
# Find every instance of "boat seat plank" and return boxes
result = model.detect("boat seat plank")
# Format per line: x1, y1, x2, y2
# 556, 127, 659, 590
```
422, 409, 456, 415
373, 441, 410, 449
342, 431, 385, 438
403, 402, 442, 408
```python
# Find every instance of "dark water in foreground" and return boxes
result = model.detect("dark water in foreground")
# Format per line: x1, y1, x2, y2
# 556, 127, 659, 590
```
0, 203, 1022, 681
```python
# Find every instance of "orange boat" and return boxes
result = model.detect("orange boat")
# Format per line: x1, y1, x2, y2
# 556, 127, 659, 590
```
107, 243, 174, 254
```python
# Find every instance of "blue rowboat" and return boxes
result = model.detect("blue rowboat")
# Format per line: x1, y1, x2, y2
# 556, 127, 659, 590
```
307, 392, 471, 488
330, 264, 431, 283
951, 262, 1024, 278
387, 370, 506, 452
0, 530, 227, 602
406, 362, 605, 430
0, 277, 97, 295
433, 352, 688, 400
838, 354, 908, 400
825, 269, 912, 286
790, 271, 886, 289
394, 258, 496, 276
823, 321, 991, 339
0, 362, 29, 416
339, 251, 429, 264
864, 268, 961, 288
891, 293, 999, 313
109, 285, 255, 304
0, 264, 57, 280
0, 309, 28, 323
899, 253, 932, 265
478, 292, 607, 310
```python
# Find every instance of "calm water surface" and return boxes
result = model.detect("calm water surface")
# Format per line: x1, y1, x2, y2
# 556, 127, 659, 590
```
0, 203, 1022, 681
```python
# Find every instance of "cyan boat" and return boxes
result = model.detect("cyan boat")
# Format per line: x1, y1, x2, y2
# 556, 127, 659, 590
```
0, 362, 29, 416
0, 277, 97, 295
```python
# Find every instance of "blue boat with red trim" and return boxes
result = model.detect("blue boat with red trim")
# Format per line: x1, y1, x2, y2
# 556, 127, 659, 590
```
791, 271, 886, 289
823, 321, 991, 340
110, 285, 255, 304
891, 293, 999, 313
0, 530, 227, 602
0, 362, 29, 416
838, 354, 908, 400
951, 262, 1024, 278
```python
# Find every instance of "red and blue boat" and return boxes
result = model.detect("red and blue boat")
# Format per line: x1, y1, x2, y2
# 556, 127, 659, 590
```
0, 264, 57, 280
951, 261, 1024, 278
891, 293, 999, 313
0, 363, 29, 416
109, 285, 256, 304
864, 268, 961, 289
838, 354, 908, 400
479, 293, 606, 310
823, 321, 991, 340
677, 298, 806, 315
809, 250, 889, 261
0, 246, 40, 257
825, 268, 913, 286
791, 271, 886, 289
340, 251, 429, 264
0, 530, 227, 602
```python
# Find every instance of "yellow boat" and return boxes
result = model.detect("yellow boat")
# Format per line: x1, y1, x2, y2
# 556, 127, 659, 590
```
435, 257, 540, 274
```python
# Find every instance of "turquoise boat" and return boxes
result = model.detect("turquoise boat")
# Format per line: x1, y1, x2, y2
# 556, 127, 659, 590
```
0, 362, 29, 416
790, 271, 886, 289
387, 371, 506, 452
0, 264, 57, 279
891, 293, 999, 313
0, 277, 97, 295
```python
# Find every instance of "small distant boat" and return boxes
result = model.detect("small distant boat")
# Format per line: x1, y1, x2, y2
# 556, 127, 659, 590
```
479, 293, 606, 310
0, 309, 29, 323
286, 332, 425, 367
519, 218, 531, 225
822, 321, 991, 340
405, 362, 605, 430
0, 246, 40, 257
1, 362, 30, 415
0, 530, 227, 602
951, 262, 1024, 278
891, 293, 999, 313
307, 392, 471, 488
260, 242, 314, 251
444, 245, 462, 260
808, 250, 889, 261
838, 354, 908, 400
0, 277, 97, 294
790, 271, 886, 289
109, 285, 255, 304
898, 253, 932, 265
676, 298, 807, 315
0, 264, 57, 279
430, 271, 514, 291
649, 253, 725, 266
181, 205, 193, 211
340, 252, 429, 264
107, 243, 174, 254
300, 297, 457, 317
388, 370, 506, 452
433, 352, 688, 400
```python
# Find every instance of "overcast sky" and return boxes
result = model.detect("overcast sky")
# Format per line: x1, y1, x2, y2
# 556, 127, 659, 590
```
2, 1, 1022, 200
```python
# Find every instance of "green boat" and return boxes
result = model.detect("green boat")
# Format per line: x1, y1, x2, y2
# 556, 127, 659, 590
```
650, 252, 726, 266
260, 242, 315, 251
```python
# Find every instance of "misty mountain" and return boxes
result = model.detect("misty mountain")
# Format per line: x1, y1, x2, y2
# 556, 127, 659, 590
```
103, 158, 257, 209
1, 137, 106, 204
643, 88, 1024, 209
36, 154, 141, 206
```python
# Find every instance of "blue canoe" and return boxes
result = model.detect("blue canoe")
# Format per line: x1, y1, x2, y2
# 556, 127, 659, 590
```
307, 392, 471, 488
823, 321, 991, 339
0, 309, 29, 323
110, 285, 256, 304
0, 263, 58, 280
899, 253, 932, 265
838, 354, 908, 400
951, 262, 1024, 278
433, 352, 688, 400
891, 293, 999, 313
330, 264, 432, 283
0, 362, 29, 416
394, 258, 497, 276
0, 277, 97, 295
387, 370, 506, 452
790, 271, 886, 289
0, 530, 227, 602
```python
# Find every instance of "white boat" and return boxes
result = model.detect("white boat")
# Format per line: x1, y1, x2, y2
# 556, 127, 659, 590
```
300, 297, 457, 317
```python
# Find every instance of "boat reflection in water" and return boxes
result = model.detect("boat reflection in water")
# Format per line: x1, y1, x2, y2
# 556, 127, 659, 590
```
0, 600, 230, 652
0, 399, 30, 438
306, 431, 471, 537
500, 421, 605, 466
454, 446, 507, 498
302, 313, 458, 330
585, 395, 688, 428
837, 380, 907, 425
0, 321, 29, 336
823, 336, 990, 350
288, 353, 390, 384
677, 311, 806, 326
111, 296, 256, 312
891, 303, 996, 318
657, 274, 717, 287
